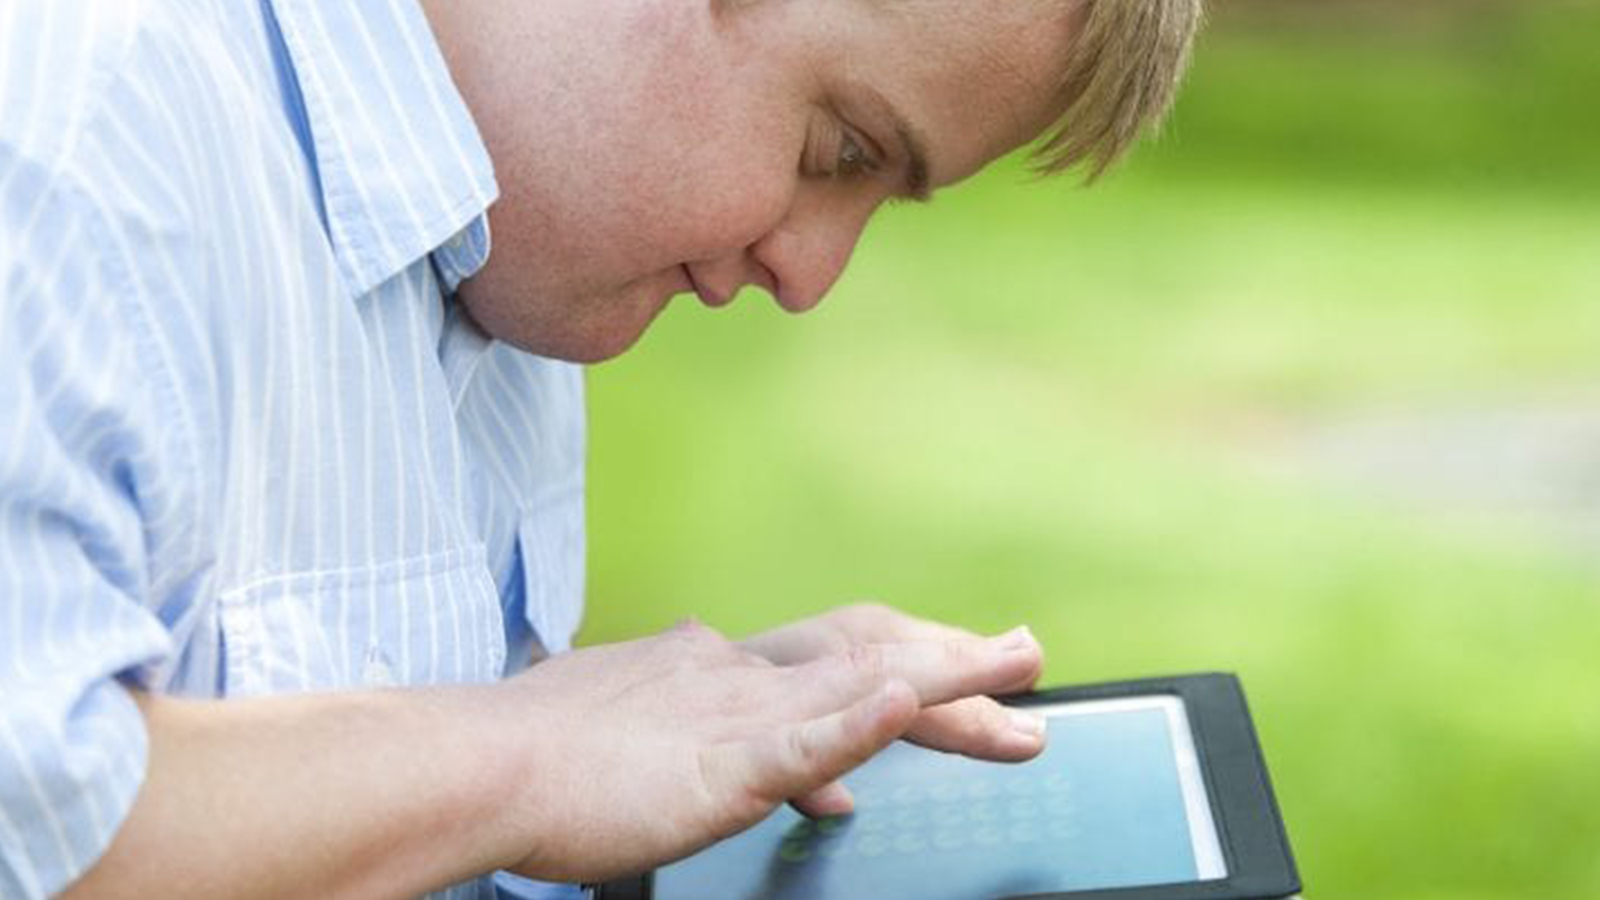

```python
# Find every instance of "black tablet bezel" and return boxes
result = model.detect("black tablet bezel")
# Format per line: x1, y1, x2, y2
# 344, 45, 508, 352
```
1000, 673, 1300, 900
598, 672, 1299, 900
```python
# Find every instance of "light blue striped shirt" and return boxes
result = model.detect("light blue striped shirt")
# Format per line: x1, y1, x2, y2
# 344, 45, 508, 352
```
0, 1, 586, 897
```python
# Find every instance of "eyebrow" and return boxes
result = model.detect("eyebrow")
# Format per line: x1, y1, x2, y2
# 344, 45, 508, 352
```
854, 84, 933, 203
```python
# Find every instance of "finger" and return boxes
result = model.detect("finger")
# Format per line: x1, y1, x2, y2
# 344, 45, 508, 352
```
739, 620, 851, 667
716, 679, 919, 809
790, 780, 856, 818
822, 602, 985, 649
745, 604, 981, 667
992, 636, 1045, 696
903, 696, 1047, 762
789, 627, 1043, 717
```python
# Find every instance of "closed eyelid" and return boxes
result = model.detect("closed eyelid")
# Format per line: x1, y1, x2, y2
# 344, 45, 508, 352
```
832, 84, 933, 203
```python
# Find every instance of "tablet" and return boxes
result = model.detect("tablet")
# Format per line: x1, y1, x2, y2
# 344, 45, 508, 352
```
598, 673, 1300, 900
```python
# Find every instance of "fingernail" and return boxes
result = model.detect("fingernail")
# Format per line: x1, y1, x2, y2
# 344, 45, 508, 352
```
1009, 709, 1046, 738
993, 625, 1034, 651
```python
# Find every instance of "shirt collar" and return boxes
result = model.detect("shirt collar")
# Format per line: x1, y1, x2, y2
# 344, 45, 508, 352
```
267, 0, 498, 297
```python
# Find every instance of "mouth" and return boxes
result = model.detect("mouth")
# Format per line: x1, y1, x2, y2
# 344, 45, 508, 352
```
681, 264, 730, 308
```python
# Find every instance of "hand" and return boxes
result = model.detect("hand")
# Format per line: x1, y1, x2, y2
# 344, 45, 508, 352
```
740, 603, 1047, 816
492, 618, 1041, 883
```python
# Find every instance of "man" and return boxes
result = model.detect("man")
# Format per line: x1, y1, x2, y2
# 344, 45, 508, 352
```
0, 0, 1200, 896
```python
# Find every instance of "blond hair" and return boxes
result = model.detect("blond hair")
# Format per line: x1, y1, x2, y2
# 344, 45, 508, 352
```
1036, 0, 1204, 180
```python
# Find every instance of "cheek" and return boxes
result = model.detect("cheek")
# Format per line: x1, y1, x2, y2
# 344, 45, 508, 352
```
609, 101, 802, 267
474, 14, 806, 291
606, 52, 805, 264
667, 165, 797, 263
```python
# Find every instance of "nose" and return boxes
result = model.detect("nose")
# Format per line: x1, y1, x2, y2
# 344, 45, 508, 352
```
693, 191, 874, 314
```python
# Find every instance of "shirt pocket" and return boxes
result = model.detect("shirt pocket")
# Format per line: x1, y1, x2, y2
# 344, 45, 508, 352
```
217, 544, 506, 696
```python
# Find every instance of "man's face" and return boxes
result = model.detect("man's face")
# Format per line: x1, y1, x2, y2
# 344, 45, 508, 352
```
438, 0, 1074, 362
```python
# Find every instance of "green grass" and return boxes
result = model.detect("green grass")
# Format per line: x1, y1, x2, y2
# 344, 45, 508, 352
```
1143, 0, 1600, 196
582, 6, 1600, 898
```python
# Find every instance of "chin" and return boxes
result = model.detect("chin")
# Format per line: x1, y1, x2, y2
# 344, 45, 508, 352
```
458, 284, 665, 365
478, 316, 650, 365
524, 326, 651, 365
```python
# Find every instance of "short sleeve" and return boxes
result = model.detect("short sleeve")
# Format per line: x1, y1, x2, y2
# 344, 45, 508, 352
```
0, 149, 177, 898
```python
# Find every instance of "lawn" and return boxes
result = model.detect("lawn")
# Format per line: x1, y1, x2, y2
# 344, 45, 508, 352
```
582, 4, 1600, 897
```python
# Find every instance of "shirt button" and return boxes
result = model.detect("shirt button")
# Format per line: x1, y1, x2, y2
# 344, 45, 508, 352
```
362, 647, 396, 687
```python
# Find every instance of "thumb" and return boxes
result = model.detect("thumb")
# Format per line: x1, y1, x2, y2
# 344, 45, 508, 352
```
791, 780, 856, 818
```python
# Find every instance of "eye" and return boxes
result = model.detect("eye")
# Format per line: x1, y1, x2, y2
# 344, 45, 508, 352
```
834, 128, 881, 180
802, 110, 882, 181
837, 131, 869, 177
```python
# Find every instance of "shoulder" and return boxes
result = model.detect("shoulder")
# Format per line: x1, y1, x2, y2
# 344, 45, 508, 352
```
1, 0, 267, 201
0, 0, 200, 247
0, 1, 223, 550
2, 0, 307, 309
0, 0, 151, 167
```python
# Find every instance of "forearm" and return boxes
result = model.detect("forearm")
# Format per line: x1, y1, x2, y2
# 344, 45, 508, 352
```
58, 619, 1045, 895
63, 683, 526, 900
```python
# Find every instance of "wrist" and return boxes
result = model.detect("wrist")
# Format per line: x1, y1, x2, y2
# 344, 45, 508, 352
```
391, 681, 539, 882
302, 682, 539, 894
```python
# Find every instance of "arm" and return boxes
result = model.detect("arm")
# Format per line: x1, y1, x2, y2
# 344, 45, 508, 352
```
64, 684, 517, 900
1, 144, 1045, 896
64, 620, 1044, 897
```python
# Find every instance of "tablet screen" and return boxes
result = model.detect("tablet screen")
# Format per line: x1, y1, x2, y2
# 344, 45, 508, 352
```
652, 695, 1227, 900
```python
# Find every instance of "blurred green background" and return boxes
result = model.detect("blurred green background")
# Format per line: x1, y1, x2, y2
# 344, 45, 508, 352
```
583, 1, 1600, 897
